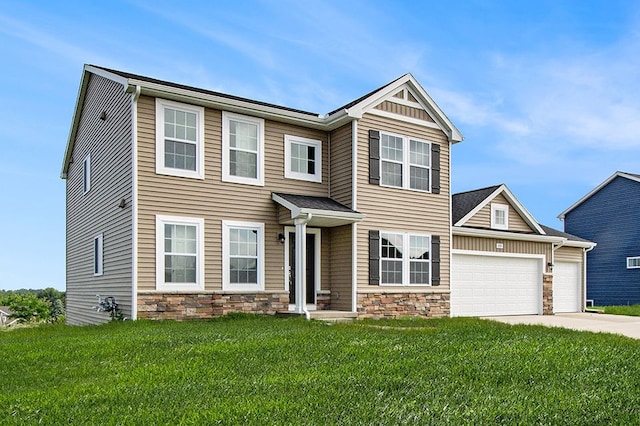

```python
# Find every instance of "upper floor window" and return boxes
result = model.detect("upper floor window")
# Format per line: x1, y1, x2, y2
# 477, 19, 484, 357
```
93, 233, 103, 276
83, 154, 91, 194
222, 112, 264, 186
284, 135, 322, 183
380, 232, 431, 285
155, 215, 205, 291
628, 257, 640, 269
491, 203, 509, 230
155, 99, 205, 179
380, 132, 431, 191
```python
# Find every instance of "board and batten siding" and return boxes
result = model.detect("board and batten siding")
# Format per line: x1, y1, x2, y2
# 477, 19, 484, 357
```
356, 112, 451, 290
66, 74, 133, 325
136, 95, 330, 293
453, 235, 552, 266
464, 193, 534, 233
555, 246, 584, 263
329, 123, 352, 208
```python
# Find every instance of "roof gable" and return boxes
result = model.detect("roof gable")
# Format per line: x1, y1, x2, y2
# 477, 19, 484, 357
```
453, 184, 545, 235
332, 74, 463, 143
558, 171, 640, 220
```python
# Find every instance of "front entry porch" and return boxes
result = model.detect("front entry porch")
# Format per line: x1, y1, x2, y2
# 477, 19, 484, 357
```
272, 192, 364, 316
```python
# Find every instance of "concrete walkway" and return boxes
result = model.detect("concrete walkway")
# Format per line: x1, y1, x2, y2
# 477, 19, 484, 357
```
483, 312, 640, 339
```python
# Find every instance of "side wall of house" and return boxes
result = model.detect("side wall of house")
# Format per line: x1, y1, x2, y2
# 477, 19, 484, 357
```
66, 74, 133, 325
564, 177, 640, 305
356, 112, 451, 317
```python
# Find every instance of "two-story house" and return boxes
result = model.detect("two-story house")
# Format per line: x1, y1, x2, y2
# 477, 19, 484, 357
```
61, 65, 463, 324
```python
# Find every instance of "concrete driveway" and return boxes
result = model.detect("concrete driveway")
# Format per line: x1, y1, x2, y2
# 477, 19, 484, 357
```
483, 312, 640, 339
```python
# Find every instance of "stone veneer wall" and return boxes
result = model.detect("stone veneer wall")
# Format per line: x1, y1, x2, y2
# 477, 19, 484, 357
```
543, 274, 553, 315
357, 292, 450, 318
137, 293, 289, 320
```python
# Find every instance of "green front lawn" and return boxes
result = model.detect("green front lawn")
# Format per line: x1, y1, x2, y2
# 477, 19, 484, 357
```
592, 304, 640, 316
2, 315, 639, 424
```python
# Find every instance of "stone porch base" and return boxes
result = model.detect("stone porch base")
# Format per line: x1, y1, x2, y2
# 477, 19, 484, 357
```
137, 293, 289, 320
357, 292, 450, 318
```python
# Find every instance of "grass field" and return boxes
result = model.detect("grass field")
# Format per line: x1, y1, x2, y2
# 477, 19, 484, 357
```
592, 304, 640, 317
2, 315, 639, 425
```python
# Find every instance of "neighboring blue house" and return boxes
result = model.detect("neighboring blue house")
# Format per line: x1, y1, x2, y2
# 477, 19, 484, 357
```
559, 171, 640, 306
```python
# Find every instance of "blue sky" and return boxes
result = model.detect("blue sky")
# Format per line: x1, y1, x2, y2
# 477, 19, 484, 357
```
1, 0, 639, 291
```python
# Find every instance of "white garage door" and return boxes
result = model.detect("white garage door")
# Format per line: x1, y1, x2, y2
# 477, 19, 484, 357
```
553, 262, 581, 313
451, 253, 542, 317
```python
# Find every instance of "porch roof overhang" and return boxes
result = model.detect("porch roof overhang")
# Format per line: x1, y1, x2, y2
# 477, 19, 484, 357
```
272, 193, 365, 227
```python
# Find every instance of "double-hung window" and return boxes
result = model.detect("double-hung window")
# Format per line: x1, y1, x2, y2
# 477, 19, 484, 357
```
93, 233, 103, 276
285, 135, 322, 183
222, 221, 264, 291
222, 112, 264, 186
380, 132, 431, 191
380, 232, 431, 285
156, 99, 205, 179
156, 215, 204, 291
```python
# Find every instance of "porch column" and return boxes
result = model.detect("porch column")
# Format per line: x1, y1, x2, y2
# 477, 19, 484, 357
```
293, 215, 310, 314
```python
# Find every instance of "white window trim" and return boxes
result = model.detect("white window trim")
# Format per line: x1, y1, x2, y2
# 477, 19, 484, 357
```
222, 220, 265, 292
284, 135, 322, 183
380, 231, 432, 286
93, 233, 103, 276
379, 131, 432, 192
155, 215, 205, 291
83, 154, 91, 194
222, 111, 265, 186
627, 256, 640, 269
155, 98, 205, 180
491, 203, 509, 230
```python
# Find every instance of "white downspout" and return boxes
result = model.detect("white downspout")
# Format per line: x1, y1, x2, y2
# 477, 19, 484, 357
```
294, 213, 312, 318
583, 244, 596, 310
351, 119, 358, 313
130, 85, 141, 321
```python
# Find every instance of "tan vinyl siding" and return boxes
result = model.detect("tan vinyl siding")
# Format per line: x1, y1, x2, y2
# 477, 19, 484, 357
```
453, 235, 552, 265
465, 193, 534, 233
555, 246, 584, 263
329, 123, 353, 207
373, 101, 435, 122
65, 74, 133, 325
329, 225, 353, 310
356, 113, 451, 289
136, 96, 330, 293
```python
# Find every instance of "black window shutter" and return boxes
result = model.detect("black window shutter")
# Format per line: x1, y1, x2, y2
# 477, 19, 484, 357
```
369, 230, 380, 285
431, 143, 440, 194
369, 130, 380, 185
431, 235, 440, 286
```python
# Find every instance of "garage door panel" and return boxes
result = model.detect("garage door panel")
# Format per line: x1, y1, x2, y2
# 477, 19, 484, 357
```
553, 262, 581, 313
452, 253, 542, 317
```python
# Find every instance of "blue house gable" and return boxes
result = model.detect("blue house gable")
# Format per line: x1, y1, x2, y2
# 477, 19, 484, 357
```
559, 172, 640, 306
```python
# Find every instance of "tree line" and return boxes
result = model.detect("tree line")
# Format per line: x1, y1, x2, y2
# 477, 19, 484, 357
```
0, 288, 65, 324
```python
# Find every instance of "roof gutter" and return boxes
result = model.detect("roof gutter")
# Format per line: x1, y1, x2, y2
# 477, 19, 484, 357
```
452, 226, 566, 244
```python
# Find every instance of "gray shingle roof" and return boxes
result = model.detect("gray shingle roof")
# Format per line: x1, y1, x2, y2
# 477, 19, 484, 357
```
272, 193, 357, 213
537, 224, 591, 242
452, 185, 501, 224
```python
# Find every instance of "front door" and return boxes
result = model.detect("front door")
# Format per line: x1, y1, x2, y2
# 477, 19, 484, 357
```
288, 230, 317, 306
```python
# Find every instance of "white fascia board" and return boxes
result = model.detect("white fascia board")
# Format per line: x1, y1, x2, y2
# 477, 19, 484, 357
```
344, 74, 464, 143
271, 193, 302, 218
454, 185, 505, 226
452, 226, 565, 244
85, 65, 130, 90
298, 208, 365, 222
563, 240, 597, 249
558, 171, 640, 220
